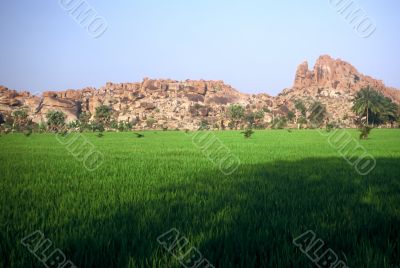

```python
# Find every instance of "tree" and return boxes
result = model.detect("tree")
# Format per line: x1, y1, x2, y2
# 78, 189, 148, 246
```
227, 104, 245, 129
295, 100, 307, 117
381, 97, 398, 128
271, 117, 287, 129
241, 128, 254, 138
12, 109, 30, 131
287, 111, 295, 123
297, 117, 307, 129
95, 105, 112, 127
46, 110, 66, 132
308, 101, 327, 127
199, 119, 209, 130
352, 87, 385, 126
78, 112, 91, 131
254, 110, 265, 128
245, 112, 256, 126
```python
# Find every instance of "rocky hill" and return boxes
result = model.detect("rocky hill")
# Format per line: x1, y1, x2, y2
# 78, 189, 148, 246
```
0, 55, 398, 129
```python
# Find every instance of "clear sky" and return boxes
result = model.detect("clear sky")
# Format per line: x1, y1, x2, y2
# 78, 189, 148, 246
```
0, 0, 399, 95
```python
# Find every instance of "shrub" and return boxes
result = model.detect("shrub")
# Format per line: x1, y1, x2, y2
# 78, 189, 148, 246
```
287, 111, 295, 122
227, 104, 245, 129
146, 118, 156, 128
359, 125, 372, 140
24, 128, 32, 137
326, 123, 335, 132
12, 109, 30, 131
95, 105, 112, 127
242, 128, 254, 138
46, 110, 66, 132
199, 120, 209, 130
272, 117, 287, 129
134, 133, 144, 138
90, 121, 105, 132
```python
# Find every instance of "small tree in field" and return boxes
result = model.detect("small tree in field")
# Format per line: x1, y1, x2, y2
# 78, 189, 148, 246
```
46, 110, 66, 132
242, 128, 254, 138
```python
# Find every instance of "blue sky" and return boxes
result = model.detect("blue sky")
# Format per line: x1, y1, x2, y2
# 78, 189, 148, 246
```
0, 0, 399, 95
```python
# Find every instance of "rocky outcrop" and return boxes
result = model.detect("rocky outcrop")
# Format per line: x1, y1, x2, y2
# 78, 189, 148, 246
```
280, 55, 399, 124
0, 55, 398, 129
293, 55, 400, 101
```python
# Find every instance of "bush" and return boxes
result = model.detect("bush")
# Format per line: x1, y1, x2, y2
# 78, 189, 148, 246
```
359, 125, 372, 140
326, 123, 335, 132
134, 133, 144, 138
46, 110, 66, 132
91, 121, 105, 132
24, 128, 32, 137
242, 128, 254, 138
199, 120, 209, 130
146, 118, 156, 128
272, 117, 287, 129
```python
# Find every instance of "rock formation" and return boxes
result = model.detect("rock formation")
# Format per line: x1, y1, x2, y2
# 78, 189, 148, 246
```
0, 55, 398, 130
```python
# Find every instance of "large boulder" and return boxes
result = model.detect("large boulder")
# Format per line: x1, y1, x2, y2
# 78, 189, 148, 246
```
40, 97, 80, 123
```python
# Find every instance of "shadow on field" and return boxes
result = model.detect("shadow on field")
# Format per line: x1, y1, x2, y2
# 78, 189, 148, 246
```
28, 157, 400, 267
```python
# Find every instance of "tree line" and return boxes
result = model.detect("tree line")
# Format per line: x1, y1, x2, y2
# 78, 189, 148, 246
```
0, 87, 399, 136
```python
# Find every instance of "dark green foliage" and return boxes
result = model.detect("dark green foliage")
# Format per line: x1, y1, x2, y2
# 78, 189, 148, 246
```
23, 128, 32, 137
117, 121, 133, 132
308, 101, 327, 127
134, 132, 144, 138
110, 120, 119, 130
271, 117, 287, 129
241, 128, 254, 138
352, 87, 398, 127
95, 105, 112, 126
287, 111, 295, 122
326, 122, 339, 132
59, 129, 68, 137
294, 100, 307, 117
245, 112, 256, 126
297, 116, 307, 125
359, 125, 373, 140
97, 132, 104, 138
227, 104, 245, 129
90, 121, 105, 132
78, 112, 92, 131
12, 109, 30, 131
199, 120, 209, 130
46, 110, 66, 132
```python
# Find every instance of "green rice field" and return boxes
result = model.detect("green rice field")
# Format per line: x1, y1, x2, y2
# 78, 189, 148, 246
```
1, 129, 399, 267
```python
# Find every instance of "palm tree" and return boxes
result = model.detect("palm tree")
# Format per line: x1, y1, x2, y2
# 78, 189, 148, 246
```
352, 87, 385, 126
381, 97, 399, 128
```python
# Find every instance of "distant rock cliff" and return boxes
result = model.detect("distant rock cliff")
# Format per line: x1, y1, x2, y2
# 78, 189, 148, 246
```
0, 55, 398, 129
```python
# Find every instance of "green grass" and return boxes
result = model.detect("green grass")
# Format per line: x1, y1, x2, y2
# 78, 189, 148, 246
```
0, 129, 399, 267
